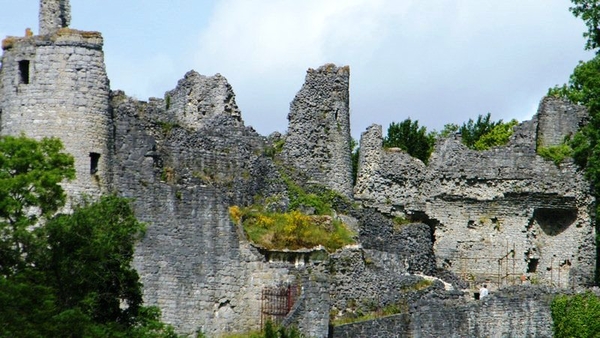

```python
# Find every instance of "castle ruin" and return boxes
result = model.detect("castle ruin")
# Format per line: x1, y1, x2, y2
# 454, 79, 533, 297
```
0, 1, 597, 337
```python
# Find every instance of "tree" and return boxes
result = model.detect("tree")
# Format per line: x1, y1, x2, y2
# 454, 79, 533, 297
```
459, 113, 500, 149
472, 119, 518, 150
0, 135, 177, 337
44, 196, 146, 327
383, 118, 435, 164
0, 135, 75, 276
570, 0, 600, 52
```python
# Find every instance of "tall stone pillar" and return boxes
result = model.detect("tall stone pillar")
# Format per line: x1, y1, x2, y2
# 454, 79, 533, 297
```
39, 0, 71, 35
282, 64, 353, 197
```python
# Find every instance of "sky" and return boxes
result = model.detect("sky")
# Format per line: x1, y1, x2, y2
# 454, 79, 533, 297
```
0, 0, 594, 140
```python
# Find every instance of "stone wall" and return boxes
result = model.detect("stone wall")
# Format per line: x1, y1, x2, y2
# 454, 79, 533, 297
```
354, 99, 595, 288
0, 29, 111, 200
536, 96, 587, 148
110, 72, 332, 336
163, 71, 242, 131
282, 64, 353, 197
332, 286, 557, 338
39, 0, 71, 35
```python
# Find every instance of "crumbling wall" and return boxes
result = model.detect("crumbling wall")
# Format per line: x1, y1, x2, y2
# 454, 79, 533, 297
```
110, 70, 334, 336
163, 71, 242, 131
39, 0, 71, 35
0, 29, 111, 199
536, 96, 587, 148
282, 64, 353, 197
332, 286, 557, 338
354, 98, 595, 287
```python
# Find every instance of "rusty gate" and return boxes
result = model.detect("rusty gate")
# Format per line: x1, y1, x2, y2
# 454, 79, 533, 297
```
260, 284, 300, 327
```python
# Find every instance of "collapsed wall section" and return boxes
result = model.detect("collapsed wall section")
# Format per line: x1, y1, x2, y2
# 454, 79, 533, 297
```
354, 98, 595, 288
110, 72, 329, 336
282, 64, 353, 197
333, 286, 558, 338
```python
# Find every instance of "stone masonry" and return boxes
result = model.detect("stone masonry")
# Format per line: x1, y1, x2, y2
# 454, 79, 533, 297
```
282, 64, 353, 197
354, 98, 596, 288
0, 23, 111, 199
1, 2, 599, 337
39, 0, 71, 35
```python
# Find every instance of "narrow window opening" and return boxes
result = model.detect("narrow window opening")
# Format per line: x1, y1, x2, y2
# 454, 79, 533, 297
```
527, 258, 539, 273
18, 60, 30, 84
90, 152, 100, 174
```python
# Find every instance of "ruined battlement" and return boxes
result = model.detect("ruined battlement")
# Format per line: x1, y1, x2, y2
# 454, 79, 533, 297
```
2, 29, 103, 51
282, 63, 353, 197
39, 0, 71, 36
0, 2, 597, 337
354, 98, 595, 288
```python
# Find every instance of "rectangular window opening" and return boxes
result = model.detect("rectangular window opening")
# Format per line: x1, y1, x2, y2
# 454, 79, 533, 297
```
527, 258, 539, 273
90, 152, 100, 175
18, 60, 30, 85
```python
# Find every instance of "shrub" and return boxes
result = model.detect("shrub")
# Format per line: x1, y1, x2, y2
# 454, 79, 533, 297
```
537, 144, 573, 165
230, 206, 355, 252
472, 119, 518, 150
551, 292, 600, 338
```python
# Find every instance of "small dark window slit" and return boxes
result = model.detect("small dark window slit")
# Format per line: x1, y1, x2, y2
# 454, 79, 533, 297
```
90, 152, 100, 174
19, 60, 30, 84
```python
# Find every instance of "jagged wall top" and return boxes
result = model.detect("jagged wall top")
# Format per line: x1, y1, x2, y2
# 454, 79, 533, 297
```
39, 0, 71, 35
282, 63, 353, 197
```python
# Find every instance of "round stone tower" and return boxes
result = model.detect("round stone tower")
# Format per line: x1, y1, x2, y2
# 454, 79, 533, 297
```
0, 0, 111, 199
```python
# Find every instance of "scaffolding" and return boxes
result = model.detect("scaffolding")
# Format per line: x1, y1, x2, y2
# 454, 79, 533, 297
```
450, 242, 573, 290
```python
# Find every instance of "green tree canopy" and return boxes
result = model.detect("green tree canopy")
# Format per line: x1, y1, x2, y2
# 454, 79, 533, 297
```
0, 135, 75, 276
570, 0, 600, 52
383, 118, 435, 164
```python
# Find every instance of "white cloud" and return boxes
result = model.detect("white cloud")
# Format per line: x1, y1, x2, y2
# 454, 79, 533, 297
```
187, 0, 591, 137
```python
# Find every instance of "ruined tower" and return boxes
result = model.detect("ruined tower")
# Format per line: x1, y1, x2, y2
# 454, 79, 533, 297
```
0, 0, 111, 199
39, 0, 71, 35
282, 64, 353, 197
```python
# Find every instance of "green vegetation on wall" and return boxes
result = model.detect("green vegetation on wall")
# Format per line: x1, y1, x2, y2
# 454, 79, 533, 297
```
230, 205, 355, 252
458, 113, 517, 150
551, 292, 600, 338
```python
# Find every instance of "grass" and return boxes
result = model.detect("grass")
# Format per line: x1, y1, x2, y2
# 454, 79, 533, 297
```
331, 300, 410, 326
2, 37, 17, 50
537, 143, 572, 165
230, 205, 355, 252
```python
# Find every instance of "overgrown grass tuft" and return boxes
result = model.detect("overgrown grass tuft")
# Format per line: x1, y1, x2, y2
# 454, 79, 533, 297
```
537, 143, 573, 165
230, 205, 355, 252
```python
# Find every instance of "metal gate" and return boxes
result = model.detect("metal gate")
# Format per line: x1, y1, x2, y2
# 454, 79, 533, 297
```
260, 284, 300, 327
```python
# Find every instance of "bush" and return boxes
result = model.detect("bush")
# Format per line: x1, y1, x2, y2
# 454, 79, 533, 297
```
551, 292, 600, 338
537, 143, 573, 165
230, 206, 355, 252
472, 119, 518, 150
